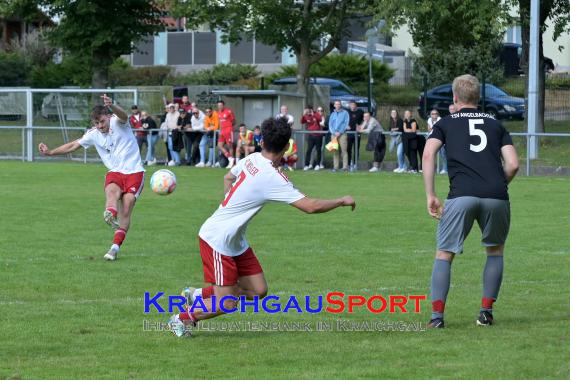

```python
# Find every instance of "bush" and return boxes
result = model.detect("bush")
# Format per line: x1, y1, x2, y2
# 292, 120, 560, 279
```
499, 77, 526, 98
166, 64, 260, 86
351, 82, 421, 106
0, 53, 29, 86
109, 63, 172, 86
411, 42, 504, 88
546, 74, 570, 90
267, 54, 394, 87
28, 54, 93, 88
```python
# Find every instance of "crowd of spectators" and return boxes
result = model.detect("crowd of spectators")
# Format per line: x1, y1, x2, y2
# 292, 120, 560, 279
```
128, 97, 449, 173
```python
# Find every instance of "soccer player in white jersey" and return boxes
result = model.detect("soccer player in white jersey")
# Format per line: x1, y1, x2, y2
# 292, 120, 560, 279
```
38, 94, 145, 261
169, 117, 356, 337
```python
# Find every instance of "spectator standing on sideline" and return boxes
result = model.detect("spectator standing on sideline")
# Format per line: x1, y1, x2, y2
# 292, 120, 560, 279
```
217, 100, 236, 168
203, 107, 219, 167
427, 109, 447, 174
301, 105, 323, 171
191, 107, 207, 167
178, 108, 194, 165
449, 103, 457, 115
159, 105, 172, 164
328, 100, 349, 172
165, 104, 181, 166
316, 106, 328, 169
347, 100, 364, 171
141, 111, 158, 166
358, 112, 385, 172
402, 110, 419, 173
276, 105, 295, 127
180, 95, 193, 113
129, 105, 147, 156
389, 110, 407, 173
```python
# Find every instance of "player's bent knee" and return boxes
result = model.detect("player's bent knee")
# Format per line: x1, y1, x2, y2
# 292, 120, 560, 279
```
436, 250, 455, 262
255, 286, 268, 299
486, 245, 504, 256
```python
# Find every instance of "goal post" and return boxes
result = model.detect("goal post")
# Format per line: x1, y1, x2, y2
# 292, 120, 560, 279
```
0, 88, 139, 162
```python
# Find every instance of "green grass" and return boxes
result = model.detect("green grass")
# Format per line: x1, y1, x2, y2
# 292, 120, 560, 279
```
0, 162, 569, 379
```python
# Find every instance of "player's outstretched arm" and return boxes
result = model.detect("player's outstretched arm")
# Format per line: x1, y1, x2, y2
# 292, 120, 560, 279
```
422, 138, 443, 219
38, 140, 82, 156
292, 196, 355, 214
501, 145, 519, 184
101, 93, 128, 123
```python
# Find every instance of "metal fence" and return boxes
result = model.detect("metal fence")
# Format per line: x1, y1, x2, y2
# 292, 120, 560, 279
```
2, 123, 570, 177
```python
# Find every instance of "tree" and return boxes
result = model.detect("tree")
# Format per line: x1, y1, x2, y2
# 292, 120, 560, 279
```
4, 0, 165, 88
516, 0, 570, 132
170, 0, 365, 97
374, 0, 510, 86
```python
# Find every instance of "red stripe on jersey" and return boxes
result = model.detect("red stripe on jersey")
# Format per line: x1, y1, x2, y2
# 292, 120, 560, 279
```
278, 171, 290, 183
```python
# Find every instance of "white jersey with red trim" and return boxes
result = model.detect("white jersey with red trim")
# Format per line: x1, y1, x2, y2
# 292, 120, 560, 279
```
78, 115, 144, 174
199, 152, 305, 257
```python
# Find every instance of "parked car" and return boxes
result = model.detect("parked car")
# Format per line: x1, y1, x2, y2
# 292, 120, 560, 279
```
418, 83, 525, 120
272, 77, 377, 115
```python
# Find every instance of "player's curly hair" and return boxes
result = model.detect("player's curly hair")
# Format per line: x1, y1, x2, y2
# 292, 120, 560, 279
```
261, 117, 291, 153
91, 105, 112, 120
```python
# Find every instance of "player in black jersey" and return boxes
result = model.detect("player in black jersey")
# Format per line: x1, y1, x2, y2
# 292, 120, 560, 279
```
422, 74, 519, 328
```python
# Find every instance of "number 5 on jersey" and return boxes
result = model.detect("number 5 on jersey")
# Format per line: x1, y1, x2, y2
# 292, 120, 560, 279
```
469, 119, 487, 152
222, 171, 246, 207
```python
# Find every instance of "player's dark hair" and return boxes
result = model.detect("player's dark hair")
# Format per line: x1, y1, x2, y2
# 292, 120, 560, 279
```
91, 105, 111, 120
261, 117, 291, 153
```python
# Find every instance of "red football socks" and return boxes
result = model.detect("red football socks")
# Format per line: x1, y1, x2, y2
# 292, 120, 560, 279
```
113, 228, 126, 246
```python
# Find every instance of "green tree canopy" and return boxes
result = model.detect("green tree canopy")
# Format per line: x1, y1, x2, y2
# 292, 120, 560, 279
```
374, 0, 511, 85
171, 0, 368, 96
2, 0, 165, 88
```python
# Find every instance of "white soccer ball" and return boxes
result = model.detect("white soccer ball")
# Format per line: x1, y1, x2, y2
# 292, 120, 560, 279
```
150, 169, 177, 196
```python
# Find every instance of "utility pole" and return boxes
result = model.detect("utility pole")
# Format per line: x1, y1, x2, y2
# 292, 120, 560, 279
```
365, 20, 385, 115
527, 0, 540, 159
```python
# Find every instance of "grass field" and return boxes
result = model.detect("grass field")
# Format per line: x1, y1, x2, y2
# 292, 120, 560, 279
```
1, 161, 569, 379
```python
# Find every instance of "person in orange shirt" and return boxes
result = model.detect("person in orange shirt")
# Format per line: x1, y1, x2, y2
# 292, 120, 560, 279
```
204, 107, 219, 167
236, 123, 254, 162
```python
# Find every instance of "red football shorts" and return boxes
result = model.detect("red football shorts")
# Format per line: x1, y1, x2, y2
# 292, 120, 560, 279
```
104, 171, 145, 199
218, 128, 234, 145
199, 237, 263, 286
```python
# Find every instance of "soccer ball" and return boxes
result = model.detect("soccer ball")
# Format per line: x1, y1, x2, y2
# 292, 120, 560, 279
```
150, 169, 177, 195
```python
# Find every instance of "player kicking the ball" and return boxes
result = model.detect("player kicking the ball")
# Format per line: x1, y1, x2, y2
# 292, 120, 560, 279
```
422, 74, 519, 328
38, 94, 145, 261
169, 117, 356, 337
